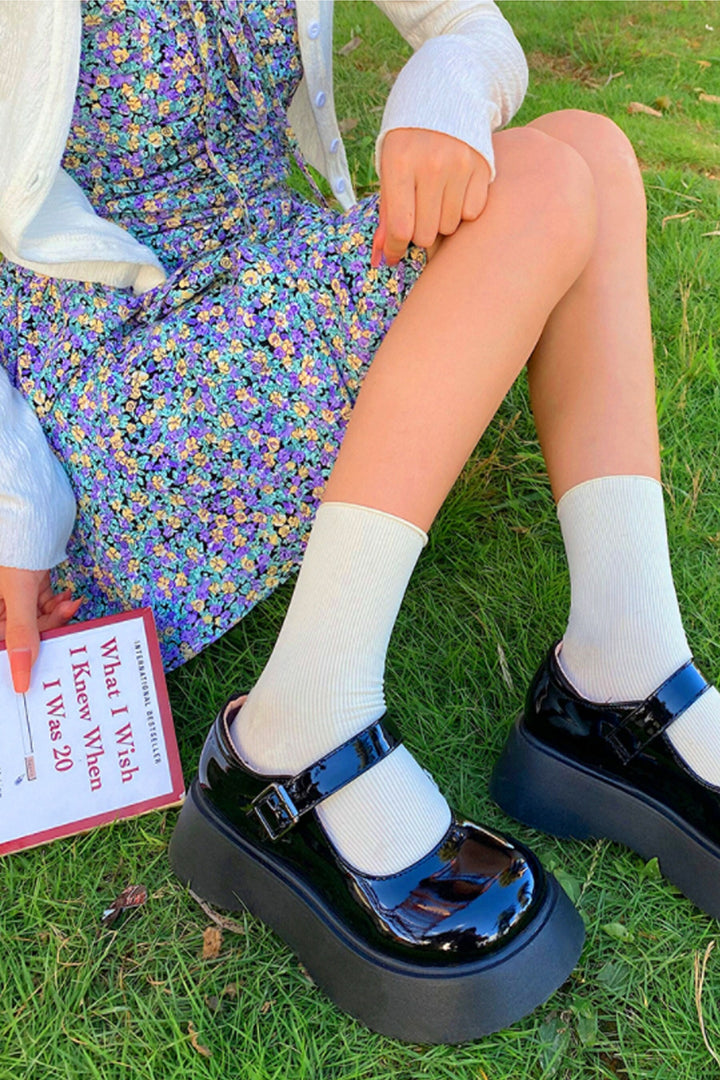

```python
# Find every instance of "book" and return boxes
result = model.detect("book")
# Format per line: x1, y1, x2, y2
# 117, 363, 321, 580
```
0, 608, 185, 856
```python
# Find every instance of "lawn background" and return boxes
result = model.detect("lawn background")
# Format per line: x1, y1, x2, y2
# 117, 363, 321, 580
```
2, 2, 720, 1078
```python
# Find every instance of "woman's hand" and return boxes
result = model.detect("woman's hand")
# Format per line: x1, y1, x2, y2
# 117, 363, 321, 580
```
0, 567, 82, 693
371, 128, 492, 269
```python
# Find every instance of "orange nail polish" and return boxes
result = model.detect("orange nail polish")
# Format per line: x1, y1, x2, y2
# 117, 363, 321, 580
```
9, 648, 31, 694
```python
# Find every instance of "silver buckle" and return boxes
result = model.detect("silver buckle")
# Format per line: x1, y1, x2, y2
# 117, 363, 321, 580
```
250, 782, 300, 840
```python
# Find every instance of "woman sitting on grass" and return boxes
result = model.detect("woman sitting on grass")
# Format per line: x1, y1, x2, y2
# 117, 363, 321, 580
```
2, 0, 719, 1045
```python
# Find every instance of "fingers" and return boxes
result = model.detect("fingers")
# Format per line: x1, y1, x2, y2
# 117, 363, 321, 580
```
40, 588, 73, 617
36, 572, 56, 613
462, 164, 491, 221
374, 130, 493, 269
38, 597, 83, 633
380, 169, 416, 267
412, 173, 444, 251
0, 592, 74, 634
0, 566, 83, 693
0, 569, 44, 694
370, 198, 386, 268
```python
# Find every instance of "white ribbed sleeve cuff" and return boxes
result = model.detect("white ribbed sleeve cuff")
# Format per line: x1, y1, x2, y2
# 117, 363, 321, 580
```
374, 16, 528, 181
0, 369, 76, 570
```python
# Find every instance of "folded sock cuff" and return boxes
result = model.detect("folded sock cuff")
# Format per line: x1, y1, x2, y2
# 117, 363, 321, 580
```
319, 500, 429, 548
557, 474, 661, 517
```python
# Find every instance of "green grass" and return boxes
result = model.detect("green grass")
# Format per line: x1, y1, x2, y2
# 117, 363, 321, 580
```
3, 2, 720, 1078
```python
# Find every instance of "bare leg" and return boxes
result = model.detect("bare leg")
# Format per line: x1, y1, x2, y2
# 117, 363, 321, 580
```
525, 110, 660, 499
323, 127, 597, 529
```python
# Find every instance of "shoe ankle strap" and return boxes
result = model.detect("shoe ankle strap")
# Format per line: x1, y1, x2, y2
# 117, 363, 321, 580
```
607, 660, 710, 764
250, 718, 401, 840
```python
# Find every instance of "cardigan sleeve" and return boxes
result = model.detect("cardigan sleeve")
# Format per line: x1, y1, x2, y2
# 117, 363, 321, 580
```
0, 2, 166, 293
371, 0, 528, 181
0, 367, 76, 571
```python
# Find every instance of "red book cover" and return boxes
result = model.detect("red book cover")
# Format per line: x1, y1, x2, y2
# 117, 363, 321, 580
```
0, 608, 185, 856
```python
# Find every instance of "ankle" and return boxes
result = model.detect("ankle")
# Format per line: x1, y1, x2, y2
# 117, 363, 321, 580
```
231, 679, 386, 776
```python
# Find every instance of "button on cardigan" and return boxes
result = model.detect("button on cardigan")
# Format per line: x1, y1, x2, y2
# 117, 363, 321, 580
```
0, 0, 528, 571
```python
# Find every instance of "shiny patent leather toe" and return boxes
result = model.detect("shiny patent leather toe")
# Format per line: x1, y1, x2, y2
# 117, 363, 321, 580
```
196, 701, 544, 962
171, 697, 586, 1041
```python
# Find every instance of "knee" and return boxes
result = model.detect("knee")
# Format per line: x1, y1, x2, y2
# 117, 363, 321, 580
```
529, 110, 645, 211
493, 126, 598, 266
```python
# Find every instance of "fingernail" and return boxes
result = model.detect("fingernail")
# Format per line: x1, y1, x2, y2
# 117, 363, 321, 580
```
9, 648, 31, 694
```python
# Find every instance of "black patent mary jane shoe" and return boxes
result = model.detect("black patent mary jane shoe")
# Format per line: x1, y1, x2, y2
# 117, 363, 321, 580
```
490, 643, 720, 919
169, 700, 584, 1044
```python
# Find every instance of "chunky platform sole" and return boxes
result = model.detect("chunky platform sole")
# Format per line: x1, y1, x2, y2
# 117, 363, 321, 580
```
490, 718, 720, 920
169, 779, 584, 1044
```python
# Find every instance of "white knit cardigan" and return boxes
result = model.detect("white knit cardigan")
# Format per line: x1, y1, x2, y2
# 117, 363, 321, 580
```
0, 0, 528, 571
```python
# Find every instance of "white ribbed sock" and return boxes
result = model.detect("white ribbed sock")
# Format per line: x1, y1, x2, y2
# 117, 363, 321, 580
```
230, 501, 452, 875
558, 474, 720, 787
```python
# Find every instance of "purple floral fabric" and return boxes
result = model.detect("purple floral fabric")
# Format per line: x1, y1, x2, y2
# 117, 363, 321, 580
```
0, 0, 427, 669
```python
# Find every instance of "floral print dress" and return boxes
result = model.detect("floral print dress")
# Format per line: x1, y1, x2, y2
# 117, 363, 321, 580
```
0, 0, 427, 669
